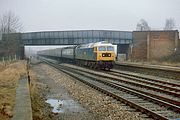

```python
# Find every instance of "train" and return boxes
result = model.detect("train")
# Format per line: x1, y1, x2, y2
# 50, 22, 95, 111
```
37, 41, 117, 70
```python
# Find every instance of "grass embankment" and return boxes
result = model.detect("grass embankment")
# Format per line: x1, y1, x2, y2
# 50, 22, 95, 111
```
0, 61, 27, 120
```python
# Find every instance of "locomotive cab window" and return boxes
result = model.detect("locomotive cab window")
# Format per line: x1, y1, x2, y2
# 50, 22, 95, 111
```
98, 46, 106, 51
107, 46, 114, 51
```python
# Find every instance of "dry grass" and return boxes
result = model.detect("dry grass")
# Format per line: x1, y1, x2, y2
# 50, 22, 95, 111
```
0, 62, 6, 72
0, 60, 27, 120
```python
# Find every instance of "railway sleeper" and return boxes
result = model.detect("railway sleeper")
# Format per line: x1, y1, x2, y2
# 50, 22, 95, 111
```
133, 100, 148, 103
138, 102, 153, 104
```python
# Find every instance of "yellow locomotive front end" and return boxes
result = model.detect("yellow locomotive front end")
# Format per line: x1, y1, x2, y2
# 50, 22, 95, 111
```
93, 45, 116, 70
94, 46, 116, 61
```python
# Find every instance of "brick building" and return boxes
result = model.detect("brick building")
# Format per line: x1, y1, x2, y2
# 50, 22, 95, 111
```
132, 30, 179, 61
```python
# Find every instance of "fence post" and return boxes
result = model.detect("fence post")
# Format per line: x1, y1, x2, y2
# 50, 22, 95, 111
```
15, 54, 17, 61
2, 57, 5, 65
9, 55, 11, 62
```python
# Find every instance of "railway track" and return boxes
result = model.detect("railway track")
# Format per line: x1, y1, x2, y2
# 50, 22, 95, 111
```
111, 69, 180, 87
41, 59, 180, 120
65, 64, 180, 106
115, 62, 180, 80
105, 69, 180, 105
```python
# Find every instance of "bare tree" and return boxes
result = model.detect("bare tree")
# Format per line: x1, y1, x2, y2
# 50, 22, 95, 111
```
164, 18, 175, 30
136, 19, 151, 31
0, 11, 23, 58
0, 11, 22, 38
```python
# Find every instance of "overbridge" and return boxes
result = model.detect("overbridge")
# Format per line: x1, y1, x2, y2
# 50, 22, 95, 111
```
22, 30, 132, 45
22, 30, 132, 57
1, 30, 133, 59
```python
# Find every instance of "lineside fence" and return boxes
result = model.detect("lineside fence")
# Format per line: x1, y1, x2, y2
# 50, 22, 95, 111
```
0, 54, 21, 61
0, 54, 23, 67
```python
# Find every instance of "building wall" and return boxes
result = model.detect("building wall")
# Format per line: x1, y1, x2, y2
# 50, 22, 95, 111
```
132, 32, 148, 61
149, 31, 178, 60
132, 30, 179, 61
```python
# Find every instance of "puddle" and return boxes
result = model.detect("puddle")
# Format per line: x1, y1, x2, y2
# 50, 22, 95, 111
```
46, 99, 85, 113
46, 99, 64, 113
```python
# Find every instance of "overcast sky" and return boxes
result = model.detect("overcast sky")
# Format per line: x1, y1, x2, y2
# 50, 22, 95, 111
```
0, 0, 180, 32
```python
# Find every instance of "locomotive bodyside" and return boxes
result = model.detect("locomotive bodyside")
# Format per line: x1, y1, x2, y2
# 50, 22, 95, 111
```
75, 47, 96, 61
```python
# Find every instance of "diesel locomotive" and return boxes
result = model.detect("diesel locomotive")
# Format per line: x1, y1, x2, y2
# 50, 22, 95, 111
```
37, 41, 117, 70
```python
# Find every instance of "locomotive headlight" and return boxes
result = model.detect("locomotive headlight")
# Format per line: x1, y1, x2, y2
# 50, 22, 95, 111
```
108, 54, 111, 56
102, 54, 104, 57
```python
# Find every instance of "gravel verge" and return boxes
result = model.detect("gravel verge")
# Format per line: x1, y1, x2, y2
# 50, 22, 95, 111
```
41, 63, 144, 120
30, 58, 97, 120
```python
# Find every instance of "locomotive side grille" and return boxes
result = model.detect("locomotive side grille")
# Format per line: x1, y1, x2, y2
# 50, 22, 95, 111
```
102, 53, 111, 57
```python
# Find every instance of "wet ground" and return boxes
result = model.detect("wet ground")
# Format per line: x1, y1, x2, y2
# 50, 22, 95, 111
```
31, 63, 96, 120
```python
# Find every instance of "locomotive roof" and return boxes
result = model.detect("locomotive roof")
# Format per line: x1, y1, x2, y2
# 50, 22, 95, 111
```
77, 41, 113, 49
